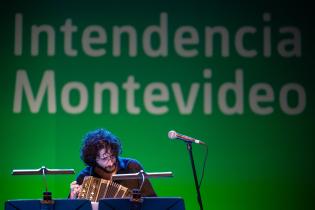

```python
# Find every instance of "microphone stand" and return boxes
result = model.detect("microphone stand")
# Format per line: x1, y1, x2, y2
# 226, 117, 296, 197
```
186, 143, 203, 210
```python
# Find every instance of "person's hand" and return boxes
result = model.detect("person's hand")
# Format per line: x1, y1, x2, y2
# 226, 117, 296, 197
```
69, 181, 81, 199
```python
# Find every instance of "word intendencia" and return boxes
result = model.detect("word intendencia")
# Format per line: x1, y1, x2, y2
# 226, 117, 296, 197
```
14, 13, 301, 58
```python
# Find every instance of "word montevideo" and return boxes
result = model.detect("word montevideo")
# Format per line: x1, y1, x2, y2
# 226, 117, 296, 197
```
13, 69, 306, 115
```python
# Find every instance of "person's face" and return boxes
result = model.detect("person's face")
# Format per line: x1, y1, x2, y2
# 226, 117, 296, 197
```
96, 148, 117, 173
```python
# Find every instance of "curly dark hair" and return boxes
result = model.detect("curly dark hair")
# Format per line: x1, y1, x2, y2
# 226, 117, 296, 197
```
80, 128, 122, 167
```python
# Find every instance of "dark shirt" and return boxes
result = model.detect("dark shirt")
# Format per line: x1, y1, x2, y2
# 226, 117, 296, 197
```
76, 157, 156, 197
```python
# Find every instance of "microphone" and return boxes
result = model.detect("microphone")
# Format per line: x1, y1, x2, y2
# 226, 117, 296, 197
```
168, 130, 206, 145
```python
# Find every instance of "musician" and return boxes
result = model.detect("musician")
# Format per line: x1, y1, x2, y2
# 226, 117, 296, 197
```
69, 128, 156, 199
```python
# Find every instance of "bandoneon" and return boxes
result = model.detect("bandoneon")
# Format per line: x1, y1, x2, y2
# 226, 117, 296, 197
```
77, 176, 131, 202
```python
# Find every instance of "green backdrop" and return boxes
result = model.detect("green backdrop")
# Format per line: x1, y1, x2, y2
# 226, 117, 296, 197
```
1, 0, 314, 210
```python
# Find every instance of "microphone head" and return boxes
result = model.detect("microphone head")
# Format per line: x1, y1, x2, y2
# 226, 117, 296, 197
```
168, 130, 177, 139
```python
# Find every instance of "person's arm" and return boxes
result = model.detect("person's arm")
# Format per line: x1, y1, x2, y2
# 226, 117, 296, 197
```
140, 178, 157, 197
127, 160, 157, 197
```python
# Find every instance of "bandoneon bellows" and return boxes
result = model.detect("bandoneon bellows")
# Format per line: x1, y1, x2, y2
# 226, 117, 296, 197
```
77, 176, 130, 202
